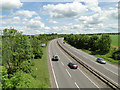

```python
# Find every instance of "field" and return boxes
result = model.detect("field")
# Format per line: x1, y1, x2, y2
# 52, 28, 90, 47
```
110, 35, 119, 47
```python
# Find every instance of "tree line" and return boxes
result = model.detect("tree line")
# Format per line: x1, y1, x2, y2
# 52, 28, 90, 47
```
64, 34, 120, 60
1, 28, 58, 88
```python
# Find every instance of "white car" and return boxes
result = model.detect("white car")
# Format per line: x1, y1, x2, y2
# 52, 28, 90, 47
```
96, 58, 106, 64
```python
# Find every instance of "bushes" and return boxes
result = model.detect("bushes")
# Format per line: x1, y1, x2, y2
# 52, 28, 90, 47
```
30, 36, 43, 59
112, 50, 120, 60
20, 61, 32, 73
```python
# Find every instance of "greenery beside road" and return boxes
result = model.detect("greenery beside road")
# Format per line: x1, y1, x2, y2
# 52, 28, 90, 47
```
30, 47, 50, 88
64, 34, 120, 63
1, 28, 59, 88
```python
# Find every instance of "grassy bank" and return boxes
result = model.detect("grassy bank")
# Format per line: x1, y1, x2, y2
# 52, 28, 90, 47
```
30, 46, 50, 88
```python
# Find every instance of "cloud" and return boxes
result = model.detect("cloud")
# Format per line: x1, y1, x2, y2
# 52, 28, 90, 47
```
25, 18, 44, 29
48, 20, 58, 23
77, 8, 118, 25
2, 16, 21, 25
0, 0, 23, 11
43, 0, 102, 19
84, 0, 101, 12
43, 2, 87, 18
15, 10, 37, 18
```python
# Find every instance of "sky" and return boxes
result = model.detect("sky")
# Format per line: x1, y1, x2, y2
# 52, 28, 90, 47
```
0, 0, 119, 35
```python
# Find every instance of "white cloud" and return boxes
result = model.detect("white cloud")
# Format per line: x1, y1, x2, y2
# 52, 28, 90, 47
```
2, 16, 21, 25
43, 2, 87, 18
34, 16, 41, 20
48, 20, 58, 23
25, 19, 44, 29
84, 0, 101, 12
77, 8, 118, 25
15, 10, 37, 18
0, 0, 23, 11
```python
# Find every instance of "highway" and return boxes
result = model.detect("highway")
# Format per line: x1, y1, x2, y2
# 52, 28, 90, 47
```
57, 38, 119, 88
48, 39, 110, 88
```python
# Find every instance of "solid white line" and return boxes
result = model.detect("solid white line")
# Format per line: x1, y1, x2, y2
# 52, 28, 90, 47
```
49, 41, 59, 88
75, 82, 79, 88
78, 68, 99, 88
61, 61, 64, 66
66, 69, 71, 77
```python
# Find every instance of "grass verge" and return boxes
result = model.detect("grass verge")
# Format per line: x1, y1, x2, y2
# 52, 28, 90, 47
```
30, 46, 50, 88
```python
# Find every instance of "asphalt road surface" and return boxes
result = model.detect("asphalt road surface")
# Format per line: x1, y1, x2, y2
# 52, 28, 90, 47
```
57, 38, 119, 87
48, 39, 111, 88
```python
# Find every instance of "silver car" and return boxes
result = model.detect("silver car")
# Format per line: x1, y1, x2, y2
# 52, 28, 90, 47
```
96, 58, 106, 64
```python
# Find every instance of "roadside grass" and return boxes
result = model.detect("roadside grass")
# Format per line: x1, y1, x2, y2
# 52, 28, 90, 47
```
30, 46, 50, 88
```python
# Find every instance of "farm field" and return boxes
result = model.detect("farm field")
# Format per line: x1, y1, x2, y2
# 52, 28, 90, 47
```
110, 35, 119, 47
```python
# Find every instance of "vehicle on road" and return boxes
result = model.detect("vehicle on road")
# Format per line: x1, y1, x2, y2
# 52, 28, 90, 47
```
68, 62, 78, 69
63, 41, 65, 44
96, 58, 106, 64
52, 55, 59, 61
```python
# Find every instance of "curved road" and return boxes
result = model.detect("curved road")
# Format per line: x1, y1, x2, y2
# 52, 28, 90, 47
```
48, 39, 110, 88
58, 38, 119, 87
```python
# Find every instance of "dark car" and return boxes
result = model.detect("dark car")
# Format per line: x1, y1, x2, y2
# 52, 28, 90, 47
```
63, 41, 65, 44
52, 55, 59, 61
96, 58, 106, 64
68, 62, 78, 69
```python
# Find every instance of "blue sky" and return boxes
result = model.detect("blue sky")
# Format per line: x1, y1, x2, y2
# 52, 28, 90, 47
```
1, 0, 118, 35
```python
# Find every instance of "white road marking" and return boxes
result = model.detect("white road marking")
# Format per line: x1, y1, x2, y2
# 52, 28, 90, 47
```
65, 42, 118, 75
55, 40, 71, 62
61, 61, 64, 66
66, 69, 71, 77
71, 51, 119, 86
58, 40, 119, 86
56, 40, 71, 62
75, 82, 80, 88
78, 68, 99, 88
49, 41, 59, 88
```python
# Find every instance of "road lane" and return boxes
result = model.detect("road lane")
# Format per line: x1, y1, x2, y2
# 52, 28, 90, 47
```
57, 38, 119, 86
49, 39, 108, 88
60, 38, 118, 74
49, 40, 76, 88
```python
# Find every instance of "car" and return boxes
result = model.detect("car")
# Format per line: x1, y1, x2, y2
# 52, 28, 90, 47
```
68, 62, 78, 69
96, 58, 106, 64
63, 42, 65, 44
52, 55, 59, 61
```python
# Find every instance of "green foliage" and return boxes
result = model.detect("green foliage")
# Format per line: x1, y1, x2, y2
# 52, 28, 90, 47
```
20, 61, 32, 73
64, 34, 111, 55
30, 36, 43, 59
1, 28, 58, 88
98, 34, 111, 54
89, 35, 99, 51
112, 49, 120, 60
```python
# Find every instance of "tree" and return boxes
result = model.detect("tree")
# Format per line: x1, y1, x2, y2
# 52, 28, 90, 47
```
31, 36, 43, 59
98, 34, 111, 54
89, 35, 99, 51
